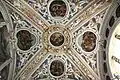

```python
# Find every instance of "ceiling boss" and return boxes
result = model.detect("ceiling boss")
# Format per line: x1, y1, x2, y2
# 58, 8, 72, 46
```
43, 25, 71, 54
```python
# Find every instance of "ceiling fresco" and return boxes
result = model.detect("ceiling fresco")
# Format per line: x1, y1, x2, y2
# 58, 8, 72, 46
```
0, 0, 119, 80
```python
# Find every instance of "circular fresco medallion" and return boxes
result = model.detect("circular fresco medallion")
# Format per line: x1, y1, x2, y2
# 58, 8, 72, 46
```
50, 32, 64, 46
16, 30, 35, 51
50, 60, 64, 77
80, 31, 97, 52
49, 0, 67, 17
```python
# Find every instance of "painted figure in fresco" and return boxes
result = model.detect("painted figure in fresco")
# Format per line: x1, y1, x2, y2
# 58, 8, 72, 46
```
81, 31, 96, 52
17, 30, 33, 50
49, 0, 67, 17
50, 32, 64, 46
50, 60, 64, 76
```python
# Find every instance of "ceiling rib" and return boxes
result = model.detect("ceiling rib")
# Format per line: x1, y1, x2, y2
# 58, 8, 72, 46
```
14, 48, 48, 80
66, 0, 112, 32
4, 0, 48, 32
65, 48, 100, 80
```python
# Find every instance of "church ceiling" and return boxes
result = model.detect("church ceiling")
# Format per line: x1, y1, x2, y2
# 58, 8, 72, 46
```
1, 0, 119, 80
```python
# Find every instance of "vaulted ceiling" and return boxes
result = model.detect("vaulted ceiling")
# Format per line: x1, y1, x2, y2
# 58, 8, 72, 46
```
0, 0, 120, 80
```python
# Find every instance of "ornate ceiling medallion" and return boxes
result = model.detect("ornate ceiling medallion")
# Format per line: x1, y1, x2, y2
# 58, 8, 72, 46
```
16, 30, 36, 51
81, 31, 96, 52
50, 32, 64, 46
43, 25, 71, 54
49, 59, 65, 78
49, 0, 67, 17
48, 0, 69, 20
77, 30, 97, 53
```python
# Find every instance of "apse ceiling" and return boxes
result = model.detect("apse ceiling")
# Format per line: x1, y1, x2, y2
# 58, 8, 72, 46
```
0, 0, 115, 80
